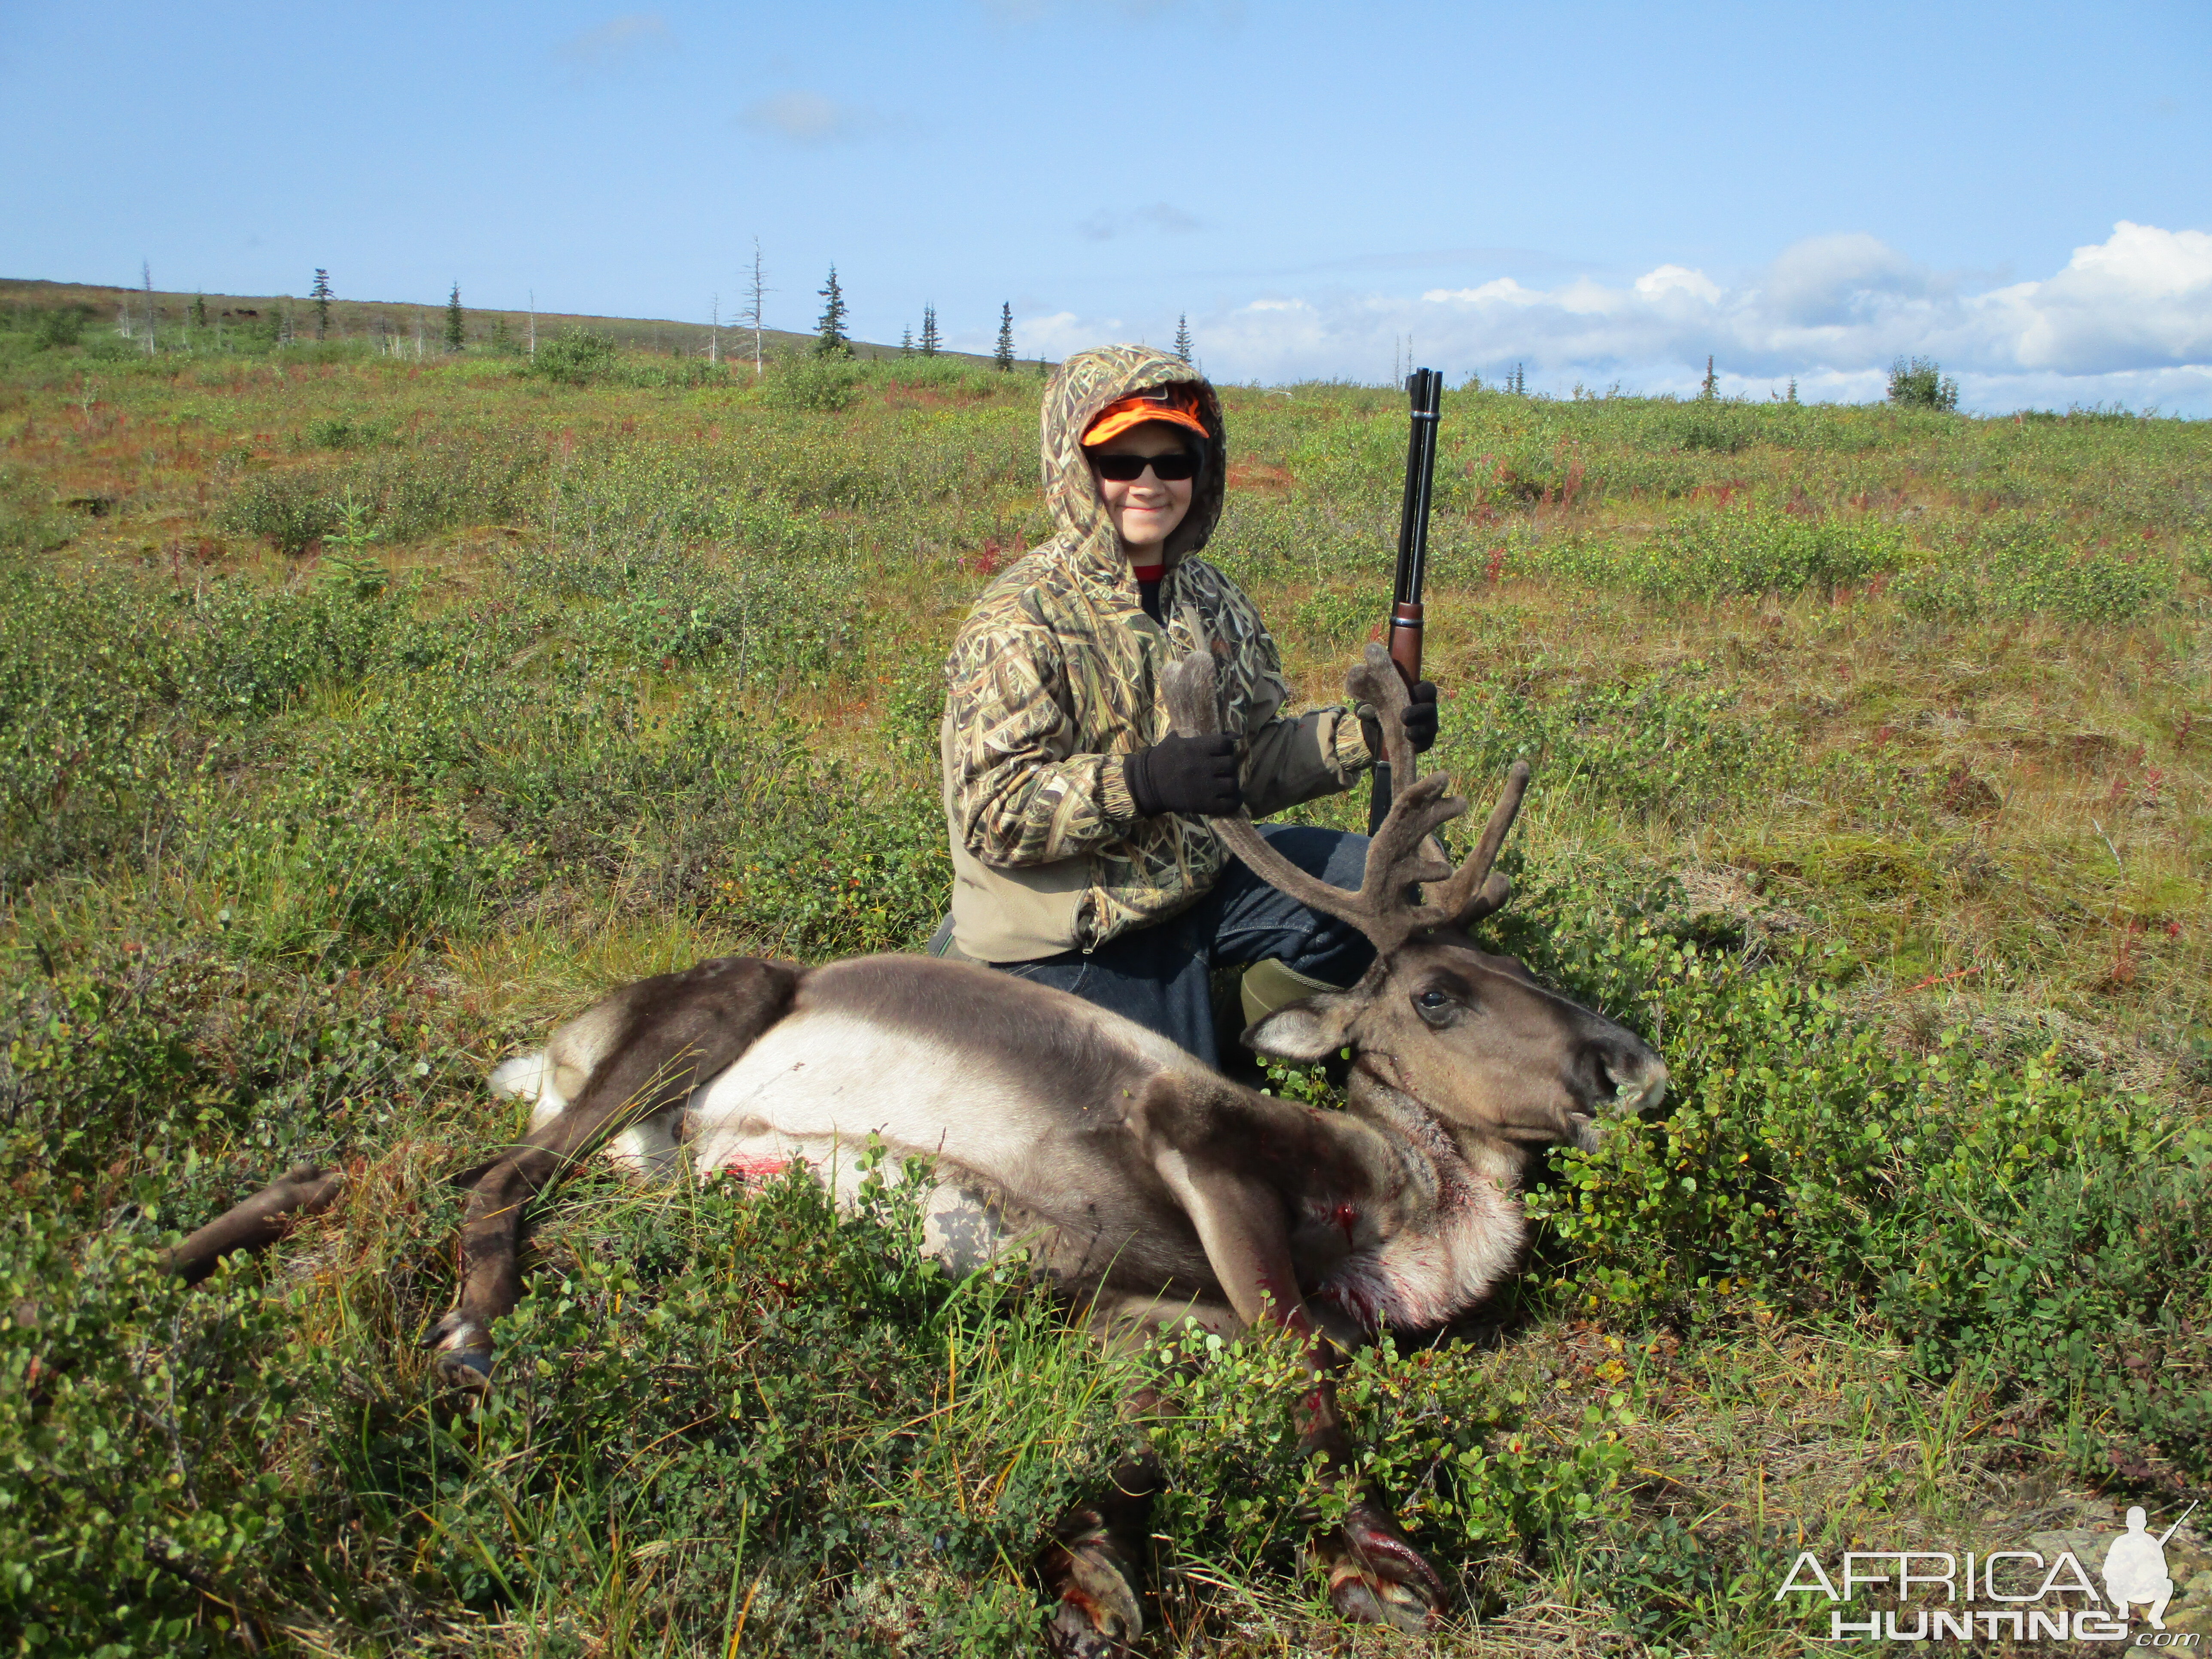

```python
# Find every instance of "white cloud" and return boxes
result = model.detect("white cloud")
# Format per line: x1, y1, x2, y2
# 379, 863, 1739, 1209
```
1634, 264, 1723, 306
1123, 222, 2212, 412
1012, 310, 1092, 356
1975, 221, 2212, 374
1080, 202, 1203, 240
555, 14, 670, 70
738, 90, 893, 144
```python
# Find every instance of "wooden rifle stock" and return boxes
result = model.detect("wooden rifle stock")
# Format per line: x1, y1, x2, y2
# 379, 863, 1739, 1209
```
1369, 369, 1443, 833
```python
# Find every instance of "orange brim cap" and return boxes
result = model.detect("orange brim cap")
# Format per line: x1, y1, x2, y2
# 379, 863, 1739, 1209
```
1082, 387, 1209, 447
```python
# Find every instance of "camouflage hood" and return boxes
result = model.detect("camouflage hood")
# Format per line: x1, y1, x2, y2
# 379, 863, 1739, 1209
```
939, 346, 1373, 963
1042, 344, 1226, 580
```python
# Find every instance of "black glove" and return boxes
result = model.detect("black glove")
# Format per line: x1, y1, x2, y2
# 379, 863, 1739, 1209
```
1403, 681, 1440, 753
1126, 732, 1242, 818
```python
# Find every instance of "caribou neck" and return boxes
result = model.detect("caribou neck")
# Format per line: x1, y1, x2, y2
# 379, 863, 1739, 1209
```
1347, 1053, 1531, 1195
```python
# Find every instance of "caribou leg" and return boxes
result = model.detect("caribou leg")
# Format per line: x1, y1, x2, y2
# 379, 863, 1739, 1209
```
1041, 1437, 1162, 1659
159, 1164, 346, 1284
426, 956, 800, 1389
1118, 1071, 1455, 1629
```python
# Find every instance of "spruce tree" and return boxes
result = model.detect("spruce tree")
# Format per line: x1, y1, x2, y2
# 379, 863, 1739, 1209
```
919, 304, 940, 356
814, 265, 850, 356
993, 302, 1015, 371
311, 269, 332, 339
190, 292, 207, 330
1700, 355, 1719, 400
443, 283, 465, 352
1173, 313, 1192, 364
901, 326, 913, 355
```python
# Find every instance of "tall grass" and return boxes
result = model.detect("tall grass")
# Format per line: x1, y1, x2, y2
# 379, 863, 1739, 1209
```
0, 321, 2206, 1653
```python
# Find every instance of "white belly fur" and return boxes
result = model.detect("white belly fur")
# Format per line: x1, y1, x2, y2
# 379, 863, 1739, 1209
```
687, 1008, 1118, 1274
692, 1011, 1055, 1174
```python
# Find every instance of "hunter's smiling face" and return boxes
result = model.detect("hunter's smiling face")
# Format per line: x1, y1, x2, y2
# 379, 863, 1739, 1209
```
1088, 423, 1194, 561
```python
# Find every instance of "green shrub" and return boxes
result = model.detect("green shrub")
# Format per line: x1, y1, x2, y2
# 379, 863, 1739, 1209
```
217, 438, 538, 552
707, 771, 948, 956
300, 414, 391, 450
763, 353, 863, 413
0, 1224, 299, 1657
1504, 900, 2212, 1480
1887, 356, 1960, 412
1664, 404, 1756, 454
1152, 1321, 1635, 1592
1894, 515, 2179, 622
213, 468, 343, 553
1449, 667, 1798, 817
526, 325, 620, 386
30, 306, 89, 349
0, 465, 73, 553
1515, 509, 1906, 602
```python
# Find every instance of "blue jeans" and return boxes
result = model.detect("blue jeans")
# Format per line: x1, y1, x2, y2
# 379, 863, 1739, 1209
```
991, 825, 1373, 1068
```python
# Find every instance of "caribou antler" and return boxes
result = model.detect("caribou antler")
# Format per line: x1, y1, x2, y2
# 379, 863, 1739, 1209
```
1422, 758, 1529, 926
1161, 645, 1533, 948
1163, 646, 1455, 952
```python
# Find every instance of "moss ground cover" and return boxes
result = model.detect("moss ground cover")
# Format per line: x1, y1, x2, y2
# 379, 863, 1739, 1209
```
1, 307, 2208, 1654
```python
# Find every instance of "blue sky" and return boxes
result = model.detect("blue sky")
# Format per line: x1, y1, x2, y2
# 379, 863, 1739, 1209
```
6, 0, 2209, 411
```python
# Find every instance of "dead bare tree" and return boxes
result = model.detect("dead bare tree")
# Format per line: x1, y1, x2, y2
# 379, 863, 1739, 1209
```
741, 237, 770, 376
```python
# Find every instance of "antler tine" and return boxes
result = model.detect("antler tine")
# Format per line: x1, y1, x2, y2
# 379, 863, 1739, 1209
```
1426, 760, 1532, 927
1160, 650, 1225, 742
1161, 653, 1377, 933
1357, 769, 1465, 901
1345, 643, 1420, 787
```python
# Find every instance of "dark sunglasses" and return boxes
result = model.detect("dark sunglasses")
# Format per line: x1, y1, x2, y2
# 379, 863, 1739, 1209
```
1090, 451, 1201, 482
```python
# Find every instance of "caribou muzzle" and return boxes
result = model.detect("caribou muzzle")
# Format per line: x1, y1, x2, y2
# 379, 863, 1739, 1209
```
1574, 1028, 1668, 1149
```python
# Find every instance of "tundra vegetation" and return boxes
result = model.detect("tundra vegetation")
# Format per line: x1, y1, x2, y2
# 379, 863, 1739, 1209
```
0, 286, 2208, 1656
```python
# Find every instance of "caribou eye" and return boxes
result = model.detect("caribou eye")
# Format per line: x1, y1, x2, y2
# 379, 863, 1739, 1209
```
1413, 988, 1457, 1026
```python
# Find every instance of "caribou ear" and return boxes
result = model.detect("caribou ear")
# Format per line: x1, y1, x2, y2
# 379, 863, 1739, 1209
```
1244, 991, 1361, 1062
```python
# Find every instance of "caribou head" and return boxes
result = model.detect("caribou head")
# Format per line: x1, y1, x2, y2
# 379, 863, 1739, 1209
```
1164, 643, 1666, 1182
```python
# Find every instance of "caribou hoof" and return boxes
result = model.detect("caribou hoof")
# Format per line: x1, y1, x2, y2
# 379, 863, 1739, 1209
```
1313, 1503, 1449, 1632
1040, 1517, 1143, 1658
424, 1312, 495, 1392
432, 1346, 495, 1392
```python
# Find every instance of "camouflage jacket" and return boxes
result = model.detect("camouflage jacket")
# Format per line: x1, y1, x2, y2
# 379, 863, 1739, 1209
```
941, 343, 1372, 962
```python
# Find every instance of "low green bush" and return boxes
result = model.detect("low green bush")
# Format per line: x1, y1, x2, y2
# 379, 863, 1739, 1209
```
1152, 1321, 1635, 1587
0, 465, 73, 553
216, 437, 539, 551
1502, 896, 2212, 1481
1894, 515, 2179, 622
523, 325, 619, 385
1515, 508, 1906, 602
762, 353, 863, 413
1449, 666, 1798, 818
300, 414, 391, 450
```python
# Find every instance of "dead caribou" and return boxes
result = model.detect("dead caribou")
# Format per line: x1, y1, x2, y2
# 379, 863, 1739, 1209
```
183, 644, 1668, 1647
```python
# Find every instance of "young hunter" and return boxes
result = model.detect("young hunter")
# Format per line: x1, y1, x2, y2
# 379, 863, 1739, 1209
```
937, 343, 1440, 1063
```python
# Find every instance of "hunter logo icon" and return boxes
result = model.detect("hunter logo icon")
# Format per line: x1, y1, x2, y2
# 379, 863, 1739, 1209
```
2106, 1504, 2194, 1632
1774, 1501, 2204, 1643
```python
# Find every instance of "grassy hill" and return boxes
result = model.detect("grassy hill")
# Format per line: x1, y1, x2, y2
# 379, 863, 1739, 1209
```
0, 275, 1000, 366
0, 319, 2207, 1654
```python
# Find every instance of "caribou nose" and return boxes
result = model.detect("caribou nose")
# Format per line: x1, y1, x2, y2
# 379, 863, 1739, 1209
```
1606, 1048, 1668, 1115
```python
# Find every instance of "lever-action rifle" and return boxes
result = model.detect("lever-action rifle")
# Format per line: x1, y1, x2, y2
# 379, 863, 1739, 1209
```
1369, 366, 1443, 833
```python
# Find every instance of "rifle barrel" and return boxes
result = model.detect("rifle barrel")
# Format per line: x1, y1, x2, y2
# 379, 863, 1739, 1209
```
1371, 368, 1444, 832
1394, 368, 1444, 606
